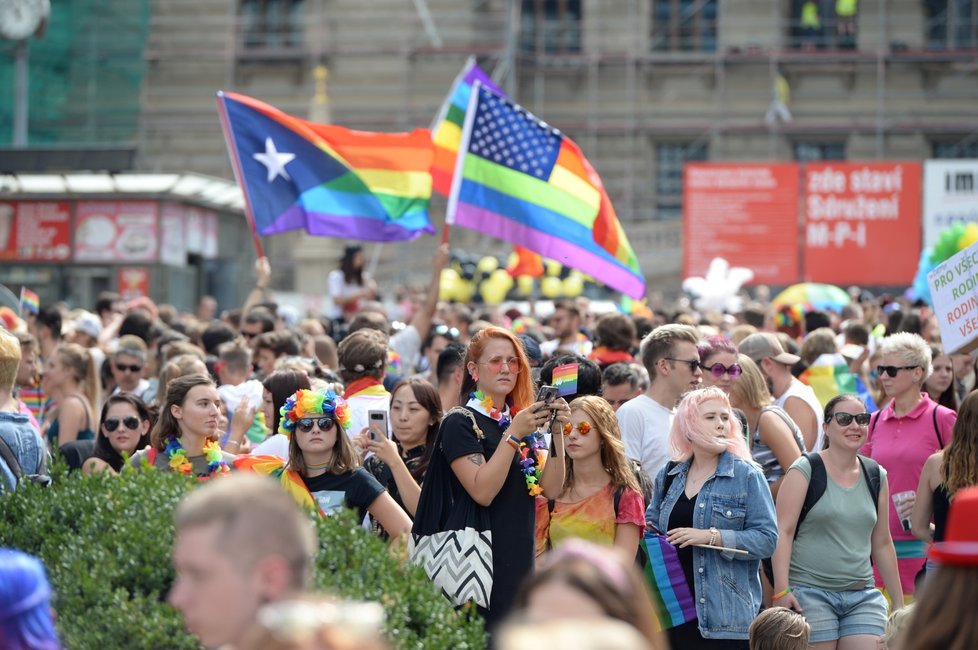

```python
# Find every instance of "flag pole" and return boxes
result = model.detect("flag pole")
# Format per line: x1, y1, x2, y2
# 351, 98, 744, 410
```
217, 91, 266, 259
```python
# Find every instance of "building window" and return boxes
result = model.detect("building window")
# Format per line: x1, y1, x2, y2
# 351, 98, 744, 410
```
923, 1, 978, 50
655, 142, 707, 220
239, 0, 305, 49
652, 0, 717, 52
521, 0, 582, 54
794, 141, 846, 161
933, 140, 978, 158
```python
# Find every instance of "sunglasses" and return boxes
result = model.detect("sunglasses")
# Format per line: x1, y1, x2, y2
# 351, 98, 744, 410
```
700, 362, 742, 378
828, 412, 871, 426
114, 363, 143, 373
665, 358, 701, 373
104, 416, 141, 432
479, 356, 521, 373
433, 324, 460, 340
296, 417, 335, 433
876, 365, 919, 378
563, 421, 592, 436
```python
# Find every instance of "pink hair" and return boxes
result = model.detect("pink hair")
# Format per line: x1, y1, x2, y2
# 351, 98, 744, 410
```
669, 386, 753, 463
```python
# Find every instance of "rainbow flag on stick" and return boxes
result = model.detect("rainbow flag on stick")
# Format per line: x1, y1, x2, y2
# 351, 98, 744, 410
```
430, 57, 502, 196
641, 533, 697, 630
218, 91, 435, 243
552, 362, 579, 397
19, 287, 39, 316
447, 83, 645, 298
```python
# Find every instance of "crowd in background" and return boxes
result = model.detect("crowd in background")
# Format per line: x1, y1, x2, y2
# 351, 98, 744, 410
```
3, 246, 978, 650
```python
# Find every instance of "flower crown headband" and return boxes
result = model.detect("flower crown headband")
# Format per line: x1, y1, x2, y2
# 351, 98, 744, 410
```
278, 389, 351, 437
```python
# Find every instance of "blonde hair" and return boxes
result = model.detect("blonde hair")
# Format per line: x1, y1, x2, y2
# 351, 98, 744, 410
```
729, 354, 774, 411
56, 343, 100, 418
669, 386, 753, 463
0, 329, 21, 393
564, 396, 639, 495
748, 606, 810, 650
883, 603, 914, 649
879, 332, 932, 382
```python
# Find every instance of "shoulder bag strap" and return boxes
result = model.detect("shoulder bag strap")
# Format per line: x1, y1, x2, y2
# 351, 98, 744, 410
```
932, 404, 944, 449
0, 435, 23, 481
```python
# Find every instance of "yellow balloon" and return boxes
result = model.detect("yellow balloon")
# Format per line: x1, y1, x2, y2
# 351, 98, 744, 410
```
439, 269, 460, 301
545, 259, 562, 277
490, 269, 514, 291
562, 275, 584, 298
506, 251, 519, 269
541, 276, 562, 298
455, 280, 476, 303
959, 222, 978, 251
480, 281, 506, 305
517, 274, 535, 296
477, 256, 499, 274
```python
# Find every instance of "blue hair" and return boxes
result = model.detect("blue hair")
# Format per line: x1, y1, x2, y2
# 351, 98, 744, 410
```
0, 549, 60, 650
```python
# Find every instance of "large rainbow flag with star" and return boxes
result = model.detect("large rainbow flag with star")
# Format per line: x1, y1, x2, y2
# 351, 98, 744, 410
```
447, 83, 645, 298
217, 91, 436, 242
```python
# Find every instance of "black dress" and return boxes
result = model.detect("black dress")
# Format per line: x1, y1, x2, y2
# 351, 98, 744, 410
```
440, 408, 534, 629
364, 445, 428, 537
666, 490, 749, 650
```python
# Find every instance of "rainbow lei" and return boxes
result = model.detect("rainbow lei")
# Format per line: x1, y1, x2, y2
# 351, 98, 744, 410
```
164, 436, 230, 480
466, 391, 547, 496
466, 390, 511, 432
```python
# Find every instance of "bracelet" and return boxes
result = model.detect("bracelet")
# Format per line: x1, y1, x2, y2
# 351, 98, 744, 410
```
708, 527, 719, 546
505, 435, 521, 451
226, 440, 240, 448
772, 587, 792, 601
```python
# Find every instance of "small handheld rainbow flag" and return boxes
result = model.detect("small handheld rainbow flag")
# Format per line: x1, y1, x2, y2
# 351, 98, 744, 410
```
19, 288, 39, 316
552, 362, 579, 397
641, 532, 697, 630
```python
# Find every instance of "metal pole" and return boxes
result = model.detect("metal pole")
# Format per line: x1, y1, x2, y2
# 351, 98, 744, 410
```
13, 41, 29, 147
876, 0, 887, 159
410, 0, 443, 48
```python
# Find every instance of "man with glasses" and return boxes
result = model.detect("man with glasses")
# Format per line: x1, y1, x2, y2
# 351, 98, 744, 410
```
739, 332, 823, 452
110, 335, 150, 399
616, 324, 702, 477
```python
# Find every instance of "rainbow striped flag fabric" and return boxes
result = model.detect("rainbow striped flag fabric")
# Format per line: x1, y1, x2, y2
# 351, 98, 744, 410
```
218, 91, 435, 242
800, 353, 878, 411
447, 83, 645, 299
552, 362, 579, 397
641, 533, 697, 629
19, 287, 39, 316
430, 57, 501, 196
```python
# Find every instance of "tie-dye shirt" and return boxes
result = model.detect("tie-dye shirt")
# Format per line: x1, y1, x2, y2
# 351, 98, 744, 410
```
535, 483, 645, 556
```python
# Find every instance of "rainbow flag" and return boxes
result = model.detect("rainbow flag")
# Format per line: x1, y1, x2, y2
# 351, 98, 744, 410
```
552, 362, 579, 397
218, 91, 435, 242
430, 57, 502, 196
641, 533, 697, 629
800, 353, 877, 411
19, 287, 39, 316
447, 83, 645, 299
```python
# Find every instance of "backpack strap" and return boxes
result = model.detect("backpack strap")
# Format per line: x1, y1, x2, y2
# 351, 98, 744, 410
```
857, 454, 882, 510
0, 435, 23, 484
932, 404, 944, 449
795, 452, 826, 538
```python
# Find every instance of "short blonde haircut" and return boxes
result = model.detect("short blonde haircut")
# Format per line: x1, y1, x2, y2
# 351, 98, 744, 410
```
748, 606, 810, 650
0, 329, 22, 393
879, 331, 932, 381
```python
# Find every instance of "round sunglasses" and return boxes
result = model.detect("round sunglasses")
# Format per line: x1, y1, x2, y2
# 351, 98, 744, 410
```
104, 416, 141, 432
296, 417, 335, 433
563, 421, 592, 436
700, 362, 742, 378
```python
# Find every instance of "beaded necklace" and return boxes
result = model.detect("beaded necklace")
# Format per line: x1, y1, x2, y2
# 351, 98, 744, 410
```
164, 435, 230, 480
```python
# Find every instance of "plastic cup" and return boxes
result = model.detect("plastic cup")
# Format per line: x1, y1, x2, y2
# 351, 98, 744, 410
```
892, 490, 915, 531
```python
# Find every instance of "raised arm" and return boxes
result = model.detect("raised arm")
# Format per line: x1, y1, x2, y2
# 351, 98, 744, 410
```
408, 244, 450, 343
241, 257, 272, 321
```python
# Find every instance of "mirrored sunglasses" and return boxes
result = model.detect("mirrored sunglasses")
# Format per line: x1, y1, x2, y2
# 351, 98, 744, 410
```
563, 421, 592, 436
296, 417, 335, 433
104, 416, 141, 432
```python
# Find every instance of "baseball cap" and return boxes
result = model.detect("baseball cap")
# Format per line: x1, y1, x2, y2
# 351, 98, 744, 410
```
738, 332, 800, 365
74, 312, 102, 340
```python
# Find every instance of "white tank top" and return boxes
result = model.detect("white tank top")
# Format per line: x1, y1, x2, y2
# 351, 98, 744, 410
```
775, 380, 825, 451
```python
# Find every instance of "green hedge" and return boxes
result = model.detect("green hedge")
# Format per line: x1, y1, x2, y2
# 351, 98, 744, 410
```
0, 464, 484, 650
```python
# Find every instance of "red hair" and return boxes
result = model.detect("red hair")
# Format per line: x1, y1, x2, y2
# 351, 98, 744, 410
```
459, 326, 535, 411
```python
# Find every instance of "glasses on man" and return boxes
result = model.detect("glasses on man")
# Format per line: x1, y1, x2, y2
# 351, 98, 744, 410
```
700, 362, 742, 378
114, 363, 143, 374
828, 412, 871, 427
664, 358, 701, 373
296, 417, 335, 433
876, 365, 918, 378
479, 356, 521, 373
103, 416, 141, 432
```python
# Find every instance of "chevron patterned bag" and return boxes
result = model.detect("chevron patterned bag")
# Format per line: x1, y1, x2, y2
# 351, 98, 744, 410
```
410, 408, 494, 608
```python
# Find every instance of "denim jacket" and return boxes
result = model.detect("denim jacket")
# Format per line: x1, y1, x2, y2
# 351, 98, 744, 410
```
646, 451, 777, 640
0, 412, 47, 493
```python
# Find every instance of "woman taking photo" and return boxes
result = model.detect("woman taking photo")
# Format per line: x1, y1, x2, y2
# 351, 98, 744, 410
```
729, 355, 805, 498
236, 388, 412, 539
772, 394, 903, 650
912, 390, 978, 568
41, 343, 99, 449
82, 393, 152, 475
361, 377, 441, 518
535, 395, 644, 558
862, 332, 956, 596
418, 325, 570, 627
646, 386, 777, 649
130, 374, 234, 480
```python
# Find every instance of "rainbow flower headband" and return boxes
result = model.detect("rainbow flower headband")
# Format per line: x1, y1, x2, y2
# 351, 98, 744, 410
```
278, 388, 351, 437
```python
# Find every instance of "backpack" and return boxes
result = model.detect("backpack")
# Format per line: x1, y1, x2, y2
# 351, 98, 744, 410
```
0, 435, 51, 491
795, 452, 880, 538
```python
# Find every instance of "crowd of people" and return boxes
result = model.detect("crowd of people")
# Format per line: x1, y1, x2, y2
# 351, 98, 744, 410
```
3, 249, 978, 649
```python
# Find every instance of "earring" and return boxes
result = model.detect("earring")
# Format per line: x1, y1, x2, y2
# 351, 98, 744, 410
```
472, 373, 479, 382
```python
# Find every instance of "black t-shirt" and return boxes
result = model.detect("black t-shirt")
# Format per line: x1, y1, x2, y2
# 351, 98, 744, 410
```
440, 408, 534, 628
301, 467, 385, 521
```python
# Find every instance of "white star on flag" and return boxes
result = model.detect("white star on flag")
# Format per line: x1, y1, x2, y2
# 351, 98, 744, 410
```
253, 137, 295, 182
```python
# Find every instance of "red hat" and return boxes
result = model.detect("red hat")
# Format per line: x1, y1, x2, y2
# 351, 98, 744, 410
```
929, 486, 978, 567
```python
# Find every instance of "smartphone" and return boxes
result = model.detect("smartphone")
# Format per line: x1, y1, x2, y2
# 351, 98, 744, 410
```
536, 385, 559, 406
368, 410, 388, 440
